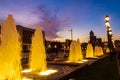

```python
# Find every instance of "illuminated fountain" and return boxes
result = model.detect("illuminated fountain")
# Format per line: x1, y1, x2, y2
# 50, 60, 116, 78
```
94, 46, 99, 56
94, 46, 104, 57
99, 46, 104, 56
68, 39, 83, 63
86, 43, 95, 58
22, 26, 57, 76
68, 41, 76, 62
29, 26, 47, 72
0, 15, 22, 80
76, 39, 83, 61
0, 15, 105, 80
106, 47, 110, 53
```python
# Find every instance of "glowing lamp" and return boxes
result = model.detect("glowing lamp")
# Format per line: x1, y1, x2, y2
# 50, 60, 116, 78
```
105, 15, 110, 21
109, 31, 112, 35
108, 28, 111, 30
105, 22, 110, 27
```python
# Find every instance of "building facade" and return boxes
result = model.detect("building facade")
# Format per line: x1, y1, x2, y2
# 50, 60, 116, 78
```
0, 25, 45, 52
89, 30, 103, 48
16, 25, 35, 52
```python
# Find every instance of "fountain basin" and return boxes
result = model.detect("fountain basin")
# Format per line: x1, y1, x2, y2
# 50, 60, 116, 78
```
21, 54, 108, 80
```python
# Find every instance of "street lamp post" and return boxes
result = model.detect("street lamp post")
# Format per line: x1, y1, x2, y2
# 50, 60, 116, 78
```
105, 15, 114, 52
70, 29, 73, 40
67, 29, 73, 40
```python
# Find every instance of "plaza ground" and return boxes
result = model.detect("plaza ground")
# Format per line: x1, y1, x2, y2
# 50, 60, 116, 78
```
66, 53, 120, 80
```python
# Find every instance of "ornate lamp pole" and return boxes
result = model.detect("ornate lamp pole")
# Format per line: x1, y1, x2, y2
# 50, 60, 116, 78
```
70, 29, 73, 40
105, 15, 114, 52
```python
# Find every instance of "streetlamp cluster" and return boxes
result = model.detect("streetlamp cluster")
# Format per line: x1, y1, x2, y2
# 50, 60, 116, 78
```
105, 15, 114, 52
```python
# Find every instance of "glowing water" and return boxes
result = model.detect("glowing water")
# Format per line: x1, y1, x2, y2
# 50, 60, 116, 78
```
0, 15, 21, 80
39, 70, 58, 76
106, 47, 110, 53
68, 39, 83, 62
94, 46, 99, 56
99, 46, 104, 56
68, 41, 76, 62
76, 39, 83, 61
94, 46, 104, 56
86, 43, 94, 58
30, 26, 47, 72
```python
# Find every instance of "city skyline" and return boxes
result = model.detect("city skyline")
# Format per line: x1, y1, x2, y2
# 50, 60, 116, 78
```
0, 0, 120, 42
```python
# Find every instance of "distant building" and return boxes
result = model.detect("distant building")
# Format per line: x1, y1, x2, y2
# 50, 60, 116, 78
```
0, 25, 45, 52
65, 39, 72, 48
16, 25, 35, 52
114, 40, 120, 46
81, 42, 88, 57
89, 30, 96, 48
89, 30, 103, 48
114, 40, 120, 51
96, 38, 103, 46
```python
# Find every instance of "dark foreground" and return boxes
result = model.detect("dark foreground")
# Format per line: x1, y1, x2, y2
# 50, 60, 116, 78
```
61, 53, 120, 80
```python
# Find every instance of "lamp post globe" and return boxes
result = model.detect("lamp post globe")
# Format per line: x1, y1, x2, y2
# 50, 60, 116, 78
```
104, 15, 114, 52
105, 15, 110, 21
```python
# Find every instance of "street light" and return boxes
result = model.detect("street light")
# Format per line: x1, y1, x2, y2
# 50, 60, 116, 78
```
105, 15, 114, 52
105, 15, 110, 21
105, 22, 110, 27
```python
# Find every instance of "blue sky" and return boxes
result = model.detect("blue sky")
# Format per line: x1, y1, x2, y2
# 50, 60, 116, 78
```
0, 0, 120, 42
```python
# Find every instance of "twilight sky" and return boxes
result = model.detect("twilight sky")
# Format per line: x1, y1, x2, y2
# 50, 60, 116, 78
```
0, 0, 120, 42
